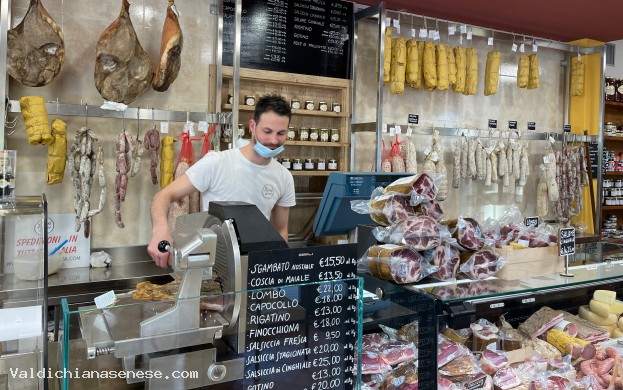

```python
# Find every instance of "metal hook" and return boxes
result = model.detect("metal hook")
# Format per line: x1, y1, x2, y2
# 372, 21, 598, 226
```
151, 107, 156, 128
84, 103, 88, 127
186, 107, 190, 124
121, 110, 125, 130
136, 107, 141, 140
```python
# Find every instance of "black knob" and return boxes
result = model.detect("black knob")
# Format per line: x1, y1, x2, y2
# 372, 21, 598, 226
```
157, 240, 171, 253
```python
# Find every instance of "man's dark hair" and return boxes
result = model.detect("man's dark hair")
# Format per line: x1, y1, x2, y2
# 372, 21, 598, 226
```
253, 94, 292, 123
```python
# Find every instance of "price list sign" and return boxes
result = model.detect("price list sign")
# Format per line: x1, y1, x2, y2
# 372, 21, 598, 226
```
244, 244, 360, 390
223, 0, 353, 78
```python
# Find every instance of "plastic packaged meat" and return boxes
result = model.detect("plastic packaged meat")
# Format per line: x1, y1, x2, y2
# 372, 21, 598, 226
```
360, 351, 392, 375
492, 367, 522, 389
378, 341, 417, 366
380, 361, 418, 390
386, 215, 443, 251
431, 241, 460, 280
361, 244, 437, 284
363, 332, 390, 350
470, 319, 499, 351
480, 349, 509, 375
445, 217, 485, 250
385, 173, 439, 204
459, 249, 506, 280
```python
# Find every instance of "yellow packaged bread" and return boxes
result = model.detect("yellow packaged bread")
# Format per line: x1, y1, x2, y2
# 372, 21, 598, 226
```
435, 44, 449, 91
383, 27, 392, 84
517, 54, 529, 88
160, 136, 175, 188
390, 38, 406, 94
423, 42, 437, 91
484, 51, 500, 96
20, 96, 53, 145
405, 39, 420, 88
47, 119, 67, 184
570, 56, 585, 96
464, 47, 478, 95
446, 45, 457, 85
528, 54, 540, 89
453, 46, 466, 93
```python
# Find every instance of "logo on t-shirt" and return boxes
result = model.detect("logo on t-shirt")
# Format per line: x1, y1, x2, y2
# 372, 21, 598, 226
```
262, 184, 274, 199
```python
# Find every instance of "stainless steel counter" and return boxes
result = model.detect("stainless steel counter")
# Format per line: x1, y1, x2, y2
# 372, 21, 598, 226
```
1, 246, 172, 308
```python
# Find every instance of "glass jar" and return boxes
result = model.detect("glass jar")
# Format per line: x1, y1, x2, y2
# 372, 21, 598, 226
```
317, 158, 326, 170
328, 159, 338, 171
245, 95, 256, 106
291, 99, 301, 110
330, 128, 340, 143
606, 122, 616, 136
319, 101, 328, 112
616, 79, 623, 102
304, 158, 315, 170
292, 158, 303, 171
281, 158, 291, 170
227, 94, 233, 105
305, 100, 315, 110
287, 126, 297, 141
309, 127, 320, 142
320, 128, 329, 142
299, 127, 310, 141
332, 102, 341, 113
238, 124, 245, 137
606, 77, 616, 101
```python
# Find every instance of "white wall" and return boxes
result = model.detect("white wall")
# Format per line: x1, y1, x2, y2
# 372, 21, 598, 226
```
605, 39, 623, 78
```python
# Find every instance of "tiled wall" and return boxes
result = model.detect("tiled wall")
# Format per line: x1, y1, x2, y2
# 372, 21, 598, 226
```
5, 2, 579, 249
7, 0, 216, 248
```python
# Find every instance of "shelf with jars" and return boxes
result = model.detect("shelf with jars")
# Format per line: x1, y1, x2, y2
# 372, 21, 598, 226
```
209, 65, 351, 239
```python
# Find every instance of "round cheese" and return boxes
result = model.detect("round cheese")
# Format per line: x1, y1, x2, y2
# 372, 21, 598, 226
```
579, 305, 617, 326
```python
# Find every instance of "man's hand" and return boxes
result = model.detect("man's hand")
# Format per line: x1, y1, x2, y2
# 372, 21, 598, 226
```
147, 230, 173, 269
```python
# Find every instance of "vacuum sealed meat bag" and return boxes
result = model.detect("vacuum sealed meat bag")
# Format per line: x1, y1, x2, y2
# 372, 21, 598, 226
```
360, 244, 437, 284
459, 249, 506, 280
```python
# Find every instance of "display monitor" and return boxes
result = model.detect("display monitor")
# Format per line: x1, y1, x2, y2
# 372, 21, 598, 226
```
313, 172, 411, 236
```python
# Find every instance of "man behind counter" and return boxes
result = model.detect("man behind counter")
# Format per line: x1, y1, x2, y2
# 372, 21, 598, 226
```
147, 94, 296, 268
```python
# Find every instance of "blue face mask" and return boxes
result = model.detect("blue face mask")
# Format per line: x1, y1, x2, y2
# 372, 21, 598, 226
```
253, 140, 285, 158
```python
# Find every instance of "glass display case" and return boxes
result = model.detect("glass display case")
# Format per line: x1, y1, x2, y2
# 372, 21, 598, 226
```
360, 242, 623, 389
59, 278, 363, 390
0, 195, 49, 390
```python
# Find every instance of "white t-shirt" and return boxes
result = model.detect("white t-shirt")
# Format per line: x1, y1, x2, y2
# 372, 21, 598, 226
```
186, 148, 296, 220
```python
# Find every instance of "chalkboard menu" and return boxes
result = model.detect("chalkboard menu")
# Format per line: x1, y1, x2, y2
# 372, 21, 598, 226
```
559, 227, 576, 256
223, 0, 353, 79
588, 142, 599, 177
244, 244, 359, 389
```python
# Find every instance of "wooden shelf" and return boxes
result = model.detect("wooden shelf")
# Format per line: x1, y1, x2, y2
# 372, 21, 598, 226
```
290, 170, 333, 176
604, 136, 623, 142
286, 140, 347, 147
606, 101, 623, 109
603, 172, 623, 176
222, 104, 348, 118
602, 206, 623, 210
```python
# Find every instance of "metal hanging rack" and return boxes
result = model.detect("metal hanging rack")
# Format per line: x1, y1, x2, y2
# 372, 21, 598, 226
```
7, 99, 230, 125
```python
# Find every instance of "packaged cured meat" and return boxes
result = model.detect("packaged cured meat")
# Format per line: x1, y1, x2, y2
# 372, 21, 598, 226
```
361, 374, 385, 389
459, 249, 506, 280
498, 327, 524, 351
492, 367, 522, 390
380, 320, 419, 344
413, 199, 444, 222
384, 173, 440, 205
360, 244, 437, 284
380, 361, 418, 390
377, 341, 417, 366
437, 376, 459, 390
470, 319, 499, 351
363, 332, 390, 350
518, 306, 563, 340
438, 335, 472, 368
443, 328, 471, 345
360, 351, 392, 375
445, 217, 486, 250
480, 349, 508, 375
430, 240, 460, 280
438, 354, 479, 377
378, 215, 445, 251
370, 194, 414, 226
454, 373, 494, 390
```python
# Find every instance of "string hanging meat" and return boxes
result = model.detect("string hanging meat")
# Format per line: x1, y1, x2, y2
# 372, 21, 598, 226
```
143, 126, 161, 185
68, 127, 106, 232
114, 129, 135, 228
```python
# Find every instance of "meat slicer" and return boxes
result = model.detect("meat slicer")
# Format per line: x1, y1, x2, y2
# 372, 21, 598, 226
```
78, 202, 287, 389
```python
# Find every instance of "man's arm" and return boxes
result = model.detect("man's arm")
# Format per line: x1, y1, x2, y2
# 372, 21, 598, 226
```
270, 205, 290, 242
148, 174, 198, 268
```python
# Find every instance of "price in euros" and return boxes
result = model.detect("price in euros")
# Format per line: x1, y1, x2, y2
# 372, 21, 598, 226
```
314, 294, 343, 304
314, 305, 343, 316
313, 317, 341, 329
313, 342, 340, 354
316, 283, 343, 293
311, 379, 341, 390
319, 256, 345, 268
318, 271, 342, 281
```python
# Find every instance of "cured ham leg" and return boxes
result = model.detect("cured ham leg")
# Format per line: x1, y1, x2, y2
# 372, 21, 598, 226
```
153, 0, 183, 92
95, 0, 153, 104
8, 0, 64, 87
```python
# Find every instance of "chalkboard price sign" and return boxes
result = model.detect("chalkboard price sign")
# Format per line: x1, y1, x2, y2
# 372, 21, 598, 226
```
244, 244, 359, 390
223, 0, 353, 79
559, 227, 576, 256
527, 122, 536, 130
488, 119, 497, 129
508, 121, 518, 130
408, 114, 419, 124
524, 216, 539, 227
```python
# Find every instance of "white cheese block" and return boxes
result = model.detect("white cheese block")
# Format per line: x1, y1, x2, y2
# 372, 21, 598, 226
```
593, 290, 617, 305
579, 305, 618, 326
614, 328, 623, 339
590, 299, 611, 318
611, 300, 623, 315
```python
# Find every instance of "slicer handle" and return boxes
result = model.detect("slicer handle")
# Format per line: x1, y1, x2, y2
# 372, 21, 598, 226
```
157, 240, 171, 253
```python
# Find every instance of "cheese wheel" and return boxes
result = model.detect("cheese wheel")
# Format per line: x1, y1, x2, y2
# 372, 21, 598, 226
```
590, 299, 611, 318
618, 316, 623, 331
578, 305, 617, 326
593, 290, 617, 304
614, 328, 623, 339
611, 300, 623, 315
